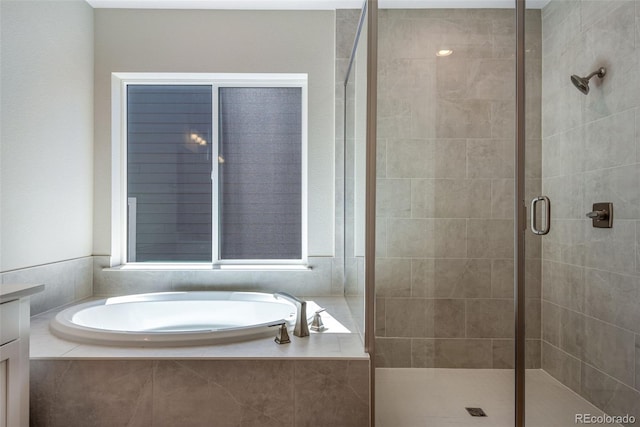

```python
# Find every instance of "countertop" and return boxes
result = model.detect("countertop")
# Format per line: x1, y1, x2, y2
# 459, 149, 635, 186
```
0, 283, 45, 303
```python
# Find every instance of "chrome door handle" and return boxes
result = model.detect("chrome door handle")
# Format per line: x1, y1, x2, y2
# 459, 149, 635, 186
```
530, 196, 550, 235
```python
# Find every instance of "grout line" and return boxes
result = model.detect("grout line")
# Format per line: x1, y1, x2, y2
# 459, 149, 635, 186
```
541, 299, 640, 343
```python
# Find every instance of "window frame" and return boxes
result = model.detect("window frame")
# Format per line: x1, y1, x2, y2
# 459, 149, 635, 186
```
111, 72, 309, 269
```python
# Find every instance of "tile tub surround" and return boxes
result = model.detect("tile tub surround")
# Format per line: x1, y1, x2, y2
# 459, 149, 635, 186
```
31, 359, 369, 427
375, 9, 542, 369
92, 256, 344, 297
29, 297, 368, 426
540, 0, 640, 424
0, 257, 93, 316
29, 296, 365, 359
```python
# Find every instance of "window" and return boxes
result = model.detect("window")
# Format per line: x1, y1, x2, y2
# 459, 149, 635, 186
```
113, 73, 308, 267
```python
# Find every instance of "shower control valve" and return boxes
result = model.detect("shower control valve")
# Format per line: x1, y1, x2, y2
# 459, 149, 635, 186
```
586, 202, 613, 228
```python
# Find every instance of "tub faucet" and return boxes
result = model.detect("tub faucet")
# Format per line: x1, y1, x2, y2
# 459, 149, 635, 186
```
274, 292, 309, 337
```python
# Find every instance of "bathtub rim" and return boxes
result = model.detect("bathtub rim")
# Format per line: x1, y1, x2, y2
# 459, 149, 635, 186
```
49, 291, 302, 347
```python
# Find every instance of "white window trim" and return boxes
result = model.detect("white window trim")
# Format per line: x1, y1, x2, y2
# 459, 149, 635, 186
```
110, 72, 309, 269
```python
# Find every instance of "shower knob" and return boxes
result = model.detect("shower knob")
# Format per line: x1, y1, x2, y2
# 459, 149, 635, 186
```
586, 202, 613, 228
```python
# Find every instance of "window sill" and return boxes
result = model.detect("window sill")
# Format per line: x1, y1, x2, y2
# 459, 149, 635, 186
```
103, 263, 312, 272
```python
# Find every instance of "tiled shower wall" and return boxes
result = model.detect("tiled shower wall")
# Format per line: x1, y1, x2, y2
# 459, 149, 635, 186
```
541, 0, 640, 421
375, 9, 543, 369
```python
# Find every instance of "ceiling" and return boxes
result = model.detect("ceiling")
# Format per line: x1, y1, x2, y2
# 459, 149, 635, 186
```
86, 0, 552, 10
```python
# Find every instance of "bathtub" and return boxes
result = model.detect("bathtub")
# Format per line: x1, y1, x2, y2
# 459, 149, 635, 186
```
50, 291, 305, 346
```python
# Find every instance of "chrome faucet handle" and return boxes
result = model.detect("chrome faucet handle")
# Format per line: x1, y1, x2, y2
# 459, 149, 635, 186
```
586, 210, 608, 220
270, 322, 291, 345
310, 308, 327, 332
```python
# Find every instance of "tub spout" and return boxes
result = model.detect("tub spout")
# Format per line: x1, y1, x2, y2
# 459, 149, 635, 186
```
273, 292, 309, 337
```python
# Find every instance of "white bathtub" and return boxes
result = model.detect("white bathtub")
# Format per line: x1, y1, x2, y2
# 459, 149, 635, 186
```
49, 291, 303, 346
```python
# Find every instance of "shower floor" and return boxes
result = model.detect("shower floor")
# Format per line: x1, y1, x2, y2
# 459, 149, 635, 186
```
376, 368, 620, 427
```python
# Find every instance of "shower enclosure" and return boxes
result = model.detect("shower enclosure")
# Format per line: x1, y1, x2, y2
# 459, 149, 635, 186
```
344, 0, 640, 425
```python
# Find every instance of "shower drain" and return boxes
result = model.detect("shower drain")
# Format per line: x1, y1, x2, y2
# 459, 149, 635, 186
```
465, 407, 487, 417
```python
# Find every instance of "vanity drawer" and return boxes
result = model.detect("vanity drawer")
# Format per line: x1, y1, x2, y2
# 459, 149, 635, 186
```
0, 300, 19, 346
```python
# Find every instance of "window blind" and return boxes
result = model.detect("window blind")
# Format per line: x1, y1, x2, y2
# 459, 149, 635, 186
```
218, 87, 302, 260
127, 85, 213, 262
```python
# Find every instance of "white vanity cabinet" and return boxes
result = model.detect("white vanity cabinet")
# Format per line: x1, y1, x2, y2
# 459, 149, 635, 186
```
0, 284, 44, 427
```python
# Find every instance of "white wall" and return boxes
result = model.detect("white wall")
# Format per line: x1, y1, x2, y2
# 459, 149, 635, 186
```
0, 0, 94, 272
93, 9, 336, 260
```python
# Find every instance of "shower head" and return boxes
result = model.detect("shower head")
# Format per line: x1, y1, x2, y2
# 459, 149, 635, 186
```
570, 67, 606, 95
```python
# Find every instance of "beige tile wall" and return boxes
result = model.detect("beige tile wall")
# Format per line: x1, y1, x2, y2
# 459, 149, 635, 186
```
541, 0, 640, 423
1, 257, 93, 315
30, 359, 369, 427
375, 9, 542, 370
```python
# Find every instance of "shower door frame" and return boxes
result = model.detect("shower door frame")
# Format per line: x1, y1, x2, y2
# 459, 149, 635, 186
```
365, 1, 378, 426
364, 0, 528, 425
514, 0, 526, 426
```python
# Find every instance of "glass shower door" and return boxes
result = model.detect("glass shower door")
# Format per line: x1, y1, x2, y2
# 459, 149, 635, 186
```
526, 0, 640, 426
374, 4, 518, 426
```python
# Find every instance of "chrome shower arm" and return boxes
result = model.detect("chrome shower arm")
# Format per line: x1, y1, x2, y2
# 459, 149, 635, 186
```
584, 67, 606, 80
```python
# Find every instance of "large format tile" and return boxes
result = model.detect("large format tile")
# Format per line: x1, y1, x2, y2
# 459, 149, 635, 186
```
584, 220, 637, 275
173, 360, 295, 426
543, 174, 585, 220
387, 218, 466, 258
466, 299, 514, 339
384, 298, 434, 338
466, 139, 514, 179
431, 258, 492, 298
376, 178, 412, 218
295, 360, 369, 427
580, 362, 640, 427
411, 179, 491, 219
410, 258, 436, 298
541, 219, 586, 266
2, 257, 93, 315
374, 258, 412, 297
542, 126, 584, 178
411, 338, 435, 368
376, 337, 412, 368
436, 100, 492, 139
542, 301, 561, 347
467, 219, 514, 259
541, 260, 584, 312
491, 339, 541, 369
31, 360, 154, 427
32, 358, 368, 427
558, 306, 585, 360
583, 316, 636, 387
153, 361, 247, 427
584, 109, 636, 171
434, 339, 493, 368
583, 164, 640, 221
386, 139, 466, 179
584, 269, 640, 334
542, 342, 582, 394
434, 299, 466, 338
